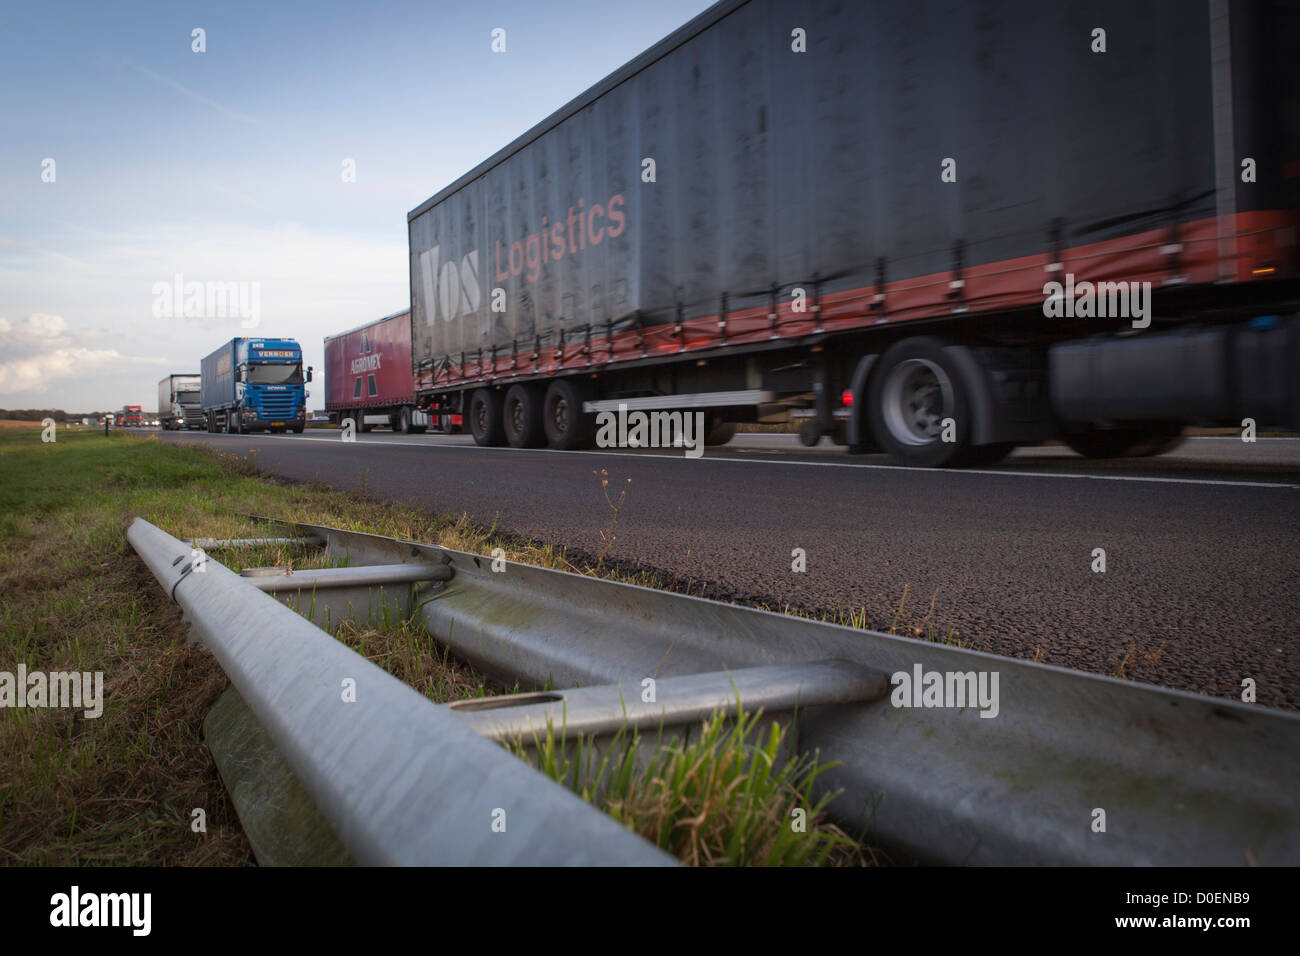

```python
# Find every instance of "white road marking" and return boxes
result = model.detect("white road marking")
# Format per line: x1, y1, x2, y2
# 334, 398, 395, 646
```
166, 431, 1300, 490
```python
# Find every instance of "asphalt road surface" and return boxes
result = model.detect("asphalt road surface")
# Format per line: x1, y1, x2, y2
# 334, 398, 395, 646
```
141, 428, 1300, 709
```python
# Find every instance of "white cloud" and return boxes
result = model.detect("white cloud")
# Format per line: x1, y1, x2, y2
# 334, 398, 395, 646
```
0, 312, 68, 344
0, 314, 168, 396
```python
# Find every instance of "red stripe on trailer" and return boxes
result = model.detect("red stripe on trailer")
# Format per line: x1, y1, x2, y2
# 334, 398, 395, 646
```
415, 210, 1299, 393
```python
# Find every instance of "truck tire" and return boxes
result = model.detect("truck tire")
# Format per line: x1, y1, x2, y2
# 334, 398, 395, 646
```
356, 409, 372, 433
469, 388, 507, 446
504, 385, 546, 448
292, 423, 304, 434
1061, 423, 1184, 459
543, 378, 596, 450
954, 441, 1016, 467
409, 406, 427, 435
797, 421, 822, 447
397, 407, 413, 434
232, 412, 246, 435
704, 418, 737, 446
866, 337, 976, 468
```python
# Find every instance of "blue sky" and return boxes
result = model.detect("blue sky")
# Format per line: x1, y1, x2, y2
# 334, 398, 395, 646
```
0, 0, 715, 411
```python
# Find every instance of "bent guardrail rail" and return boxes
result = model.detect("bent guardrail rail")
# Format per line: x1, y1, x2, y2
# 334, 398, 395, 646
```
127, 517, 675, 867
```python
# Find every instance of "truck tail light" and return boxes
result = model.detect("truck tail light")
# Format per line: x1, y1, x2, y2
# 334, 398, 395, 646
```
841, 389, 853, 408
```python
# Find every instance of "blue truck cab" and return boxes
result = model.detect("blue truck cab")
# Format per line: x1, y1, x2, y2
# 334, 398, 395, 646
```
199, 337, 313, 434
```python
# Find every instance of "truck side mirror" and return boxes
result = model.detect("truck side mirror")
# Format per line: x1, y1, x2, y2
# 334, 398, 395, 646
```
306, 366, 313, 382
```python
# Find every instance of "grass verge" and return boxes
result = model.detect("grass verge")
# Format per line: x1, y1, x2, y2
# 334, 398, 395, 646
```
0, 428, 514, 864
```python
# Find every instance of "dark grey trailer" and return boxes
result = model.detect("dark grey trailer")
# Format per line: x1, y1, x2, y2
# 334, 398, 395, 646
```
409, 0, 1299, 464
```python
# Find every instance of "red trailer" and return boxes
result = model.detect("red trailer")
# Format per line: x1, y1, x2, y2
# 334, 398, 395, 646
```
324, 311, 455, 433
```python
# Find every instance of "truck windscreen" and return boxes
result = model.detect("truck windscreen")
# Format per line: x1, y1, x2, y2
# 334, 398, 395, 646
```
246, 363, 303, 384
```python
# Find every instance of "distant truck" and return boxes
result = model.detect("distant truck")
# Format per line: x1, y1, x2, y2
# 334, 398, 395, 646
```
157, 374, 203, 430
324, 311, 428, 433
323, 311, 461, 433
199, 338, 311, 434
120, 405, 143, 427
407, 0, 1299, 464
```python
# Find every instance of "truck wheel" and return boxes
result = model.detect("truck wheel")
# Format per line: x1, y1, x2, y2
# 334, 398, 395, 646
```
704, 418, 737, 446
954, 441, 1016, 467
408, 408, 428, 434
543, 379, 596, 450
797, 421, 821, 446
504, 385, 546, 448
398, 407, 413, 434
1062, 423, 1184, 459
292, 424, 304, 434
866, 338, 975, 468
469, 389, 507, 446
356, 410, 372, 433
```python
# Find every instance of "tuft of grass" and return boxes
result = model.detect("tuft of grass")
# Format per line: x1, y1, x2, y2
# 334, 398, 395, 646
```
756, 588, 974, 651
330, 616, 508, 704
509, 703, 870, 866
1112, 641, 1166, 679
591, 468, 632, 572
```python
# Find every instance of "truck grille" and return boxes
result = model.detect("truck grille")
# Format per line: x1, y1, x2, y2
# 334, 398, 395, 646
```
257, 394, 298, 420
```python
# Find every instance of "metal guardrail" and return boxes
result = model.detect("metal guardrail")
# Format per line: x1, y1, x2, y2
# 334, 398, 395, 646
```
127, 517, 675, 866
188, 535, 323, 550
448, 660, 889, 740
247, 514, 1300, 867
239, 562, 450, 593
